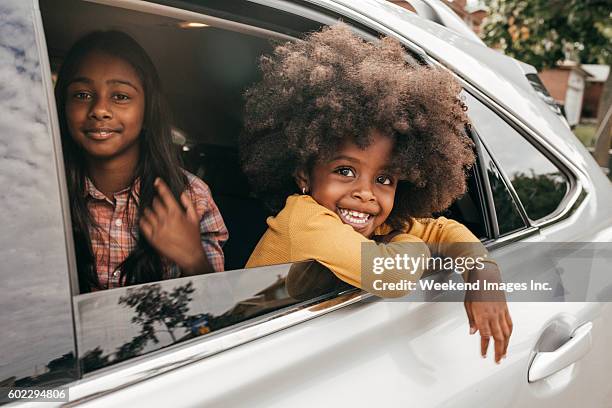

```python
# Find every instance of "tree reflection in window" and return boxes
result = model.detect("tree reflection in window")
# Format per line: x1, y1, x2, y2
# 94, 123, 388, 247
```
75, 262, 346, 374
78, 275, 304, 373
509, 170, 568, 221
80, 283, 208, 372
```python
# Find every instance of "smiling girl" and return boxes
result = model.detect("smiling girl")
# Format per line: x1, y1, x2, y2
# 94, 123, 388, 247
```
242, 25, 512, 363
55, 31, 228, 293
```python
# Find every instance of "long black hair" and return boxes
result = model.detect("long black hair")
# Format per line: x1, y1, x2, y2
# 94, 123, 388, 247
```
55, 31, 187, 293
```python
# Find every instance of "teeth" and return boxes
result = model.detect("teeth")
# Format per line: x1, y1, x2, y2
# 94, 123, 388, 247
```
88, 131, 114, 137
339, 208, 370, 224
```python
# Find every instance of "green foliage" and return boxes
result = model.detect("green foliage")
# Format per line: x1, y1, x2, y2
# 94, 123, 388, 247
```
482, 0, 612, 70
511, 171, 567, 220
573, 123, 597, 146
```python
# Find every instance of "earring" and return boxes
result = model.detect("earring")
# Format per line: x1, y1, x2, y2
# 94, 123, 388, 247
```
302, 187, 308, 195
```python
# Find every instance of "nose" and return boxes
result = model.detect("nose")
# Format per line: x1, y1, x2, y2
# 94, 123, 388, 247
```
351, 179, 376, 202
88, 96, 112, 121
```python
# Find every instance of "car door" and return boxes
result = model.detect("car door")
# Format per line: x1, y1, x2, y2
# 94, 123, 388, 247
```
464, 91, 612, 407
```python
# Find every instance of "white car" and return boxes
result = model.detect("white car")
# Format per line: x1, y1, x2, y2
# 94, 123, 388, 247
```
1, 0, 612, 407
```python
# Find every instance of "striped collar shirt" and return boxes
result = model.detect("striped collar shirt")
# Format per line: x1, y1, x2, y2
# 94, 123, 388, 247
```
85, 172, 228, 290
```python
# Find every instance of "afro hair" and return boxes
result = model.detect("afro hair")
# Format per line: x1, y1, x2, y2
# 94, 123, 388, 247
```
241, 24, 475, 228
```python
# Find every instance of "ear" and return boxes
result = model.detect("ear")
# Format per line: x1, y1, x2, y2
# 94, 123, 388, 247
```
294, 167, 309, 192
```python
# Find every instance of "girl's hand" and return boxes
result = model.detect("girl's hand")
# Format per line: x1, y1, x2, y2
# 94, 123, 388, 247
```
139, 178, 213, 276
464, 264, 513, 364
464, 299, 512, 364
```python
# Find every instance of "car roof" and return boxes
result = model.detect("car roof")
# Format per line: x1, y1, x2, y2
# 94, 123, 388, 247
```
305, 0, 592, 171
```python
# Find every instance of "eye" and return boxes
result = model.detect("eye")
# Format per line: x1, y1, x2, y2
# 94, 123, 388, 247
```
376, 175, 393, 185
73, 91, 92, 101
334, 167, 355, 177
112, 93, 130, 101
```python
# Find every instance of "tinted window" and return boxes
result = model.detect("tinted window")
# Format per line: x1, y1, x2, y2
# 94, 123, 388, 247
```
482, 149, 526, 235
435, 164, 488, 240
75, 262, 346, 373
464, 93, 569, 222
0, 0, 78, 391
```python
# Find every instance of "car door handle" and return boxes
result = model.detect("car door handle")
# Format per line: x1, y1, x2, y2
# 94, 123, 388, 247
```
528, 322, 593, 382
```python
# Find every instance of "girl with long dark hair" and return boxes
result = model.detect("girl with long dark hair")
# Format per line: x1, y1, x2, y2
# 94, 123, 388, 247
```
55, 31, 228, 293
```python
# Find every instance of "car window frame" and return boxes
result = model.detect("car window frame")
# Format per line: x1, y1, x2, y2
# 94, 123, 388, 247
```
44, 0, 496, 366
462, 89, 584, 229
469, 125, 529, 240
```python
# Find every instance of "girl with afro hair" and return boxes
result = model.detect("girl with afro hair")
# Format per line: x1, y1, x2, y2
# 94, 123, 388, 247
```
241, 24, 511, 363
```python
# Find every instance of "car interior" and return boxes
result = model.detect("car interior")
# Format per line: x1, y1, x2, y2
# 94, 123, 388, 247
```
40, 0, 488, 276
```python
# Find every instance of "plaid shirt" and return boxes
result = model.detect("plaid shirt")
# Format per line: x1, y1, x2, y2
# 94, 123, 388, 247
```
86, 172, 228, 290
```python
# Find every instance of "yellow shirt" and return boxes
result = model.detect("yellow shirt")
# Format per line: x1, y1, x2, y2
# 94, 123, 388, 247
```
246, 195, 489, 297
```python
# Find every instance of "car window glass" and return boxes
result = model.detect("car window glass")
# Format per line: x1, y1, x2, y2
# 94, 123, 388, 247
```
464, 92, 569, 222
75, 262, 348, 373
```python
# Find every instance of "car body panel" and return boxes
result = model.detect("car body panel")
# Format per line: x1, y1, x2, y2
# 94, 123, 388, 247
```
68, 300, 612, 408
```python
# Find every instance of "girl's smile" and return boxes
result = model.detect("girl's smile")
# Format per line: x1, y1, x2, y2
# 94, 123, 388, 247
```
82, 127, 123, 141
336, 207, 375, 234
298, 129, 397, 238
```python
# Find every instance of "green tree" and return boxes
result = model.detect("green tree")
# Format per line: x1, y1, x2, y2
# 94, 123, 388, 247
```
510, 171, 567, 220
483, 0, 612, 171
482, 0, 611, 70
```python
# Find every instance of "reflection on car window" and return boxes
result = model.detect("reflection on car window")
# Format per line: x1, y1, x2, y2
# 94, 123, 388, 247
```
0, 0, 79, 389
464, 93, 569, 222
74, 261, 348, 374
